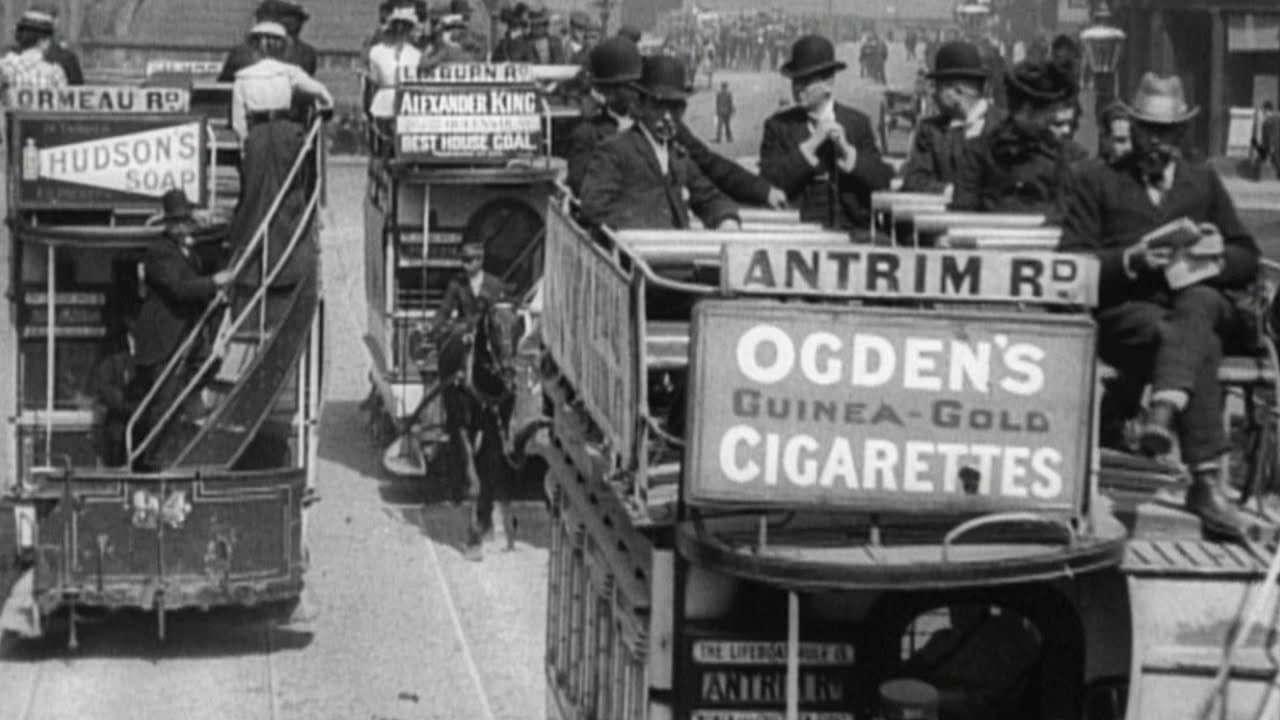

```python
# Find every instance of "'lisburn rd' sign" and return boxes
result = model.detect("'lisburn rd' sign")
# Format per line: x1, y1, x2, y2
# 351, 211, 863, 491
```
685, 302, 1095, 514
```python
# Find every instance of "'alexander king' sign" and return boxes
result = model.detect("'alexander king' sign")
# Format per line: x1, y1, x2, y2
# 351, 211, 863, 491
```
684, 302, 1095, 514
11, 114, 205, 209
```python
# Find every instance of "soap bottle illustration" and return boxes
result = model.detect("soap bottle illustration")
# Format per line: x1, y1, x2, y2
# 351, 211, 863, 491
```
21, 137, 39, 180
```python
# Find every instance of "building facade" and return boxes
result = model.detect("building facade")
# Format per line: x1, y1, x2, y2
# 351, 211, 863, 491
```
1119, 0, 1280, 157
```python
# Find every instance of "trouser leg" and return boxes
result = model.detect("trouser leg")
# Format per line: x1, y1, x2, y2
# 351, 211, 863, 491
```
1096, 301, 1163, 434
1160, 286, 1231, 465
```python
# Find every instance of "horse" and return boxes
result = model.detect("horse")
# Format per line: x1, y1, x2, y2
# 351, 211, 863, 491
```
436, 299, 537, 560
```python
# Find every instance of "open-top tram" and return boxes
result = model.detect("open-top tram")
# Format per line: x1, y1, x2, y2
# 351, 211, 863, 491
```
538, 188, 1280, 720
0, 79, 326, 643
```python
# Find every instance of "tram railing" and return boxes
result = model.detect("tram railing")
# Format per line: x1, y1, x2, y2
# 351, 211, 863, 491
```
126, 114, 327, 466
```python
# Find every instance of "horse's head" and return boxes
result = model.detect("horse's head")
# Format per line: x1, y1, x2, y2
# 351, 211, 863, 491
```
469, 300, 526, 403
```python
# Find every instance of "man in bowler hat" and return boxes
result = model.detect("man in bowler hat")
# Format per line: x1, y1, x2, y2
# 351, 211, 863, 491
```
579, 55, 741, 231
1061, 75, 1262, 541
759, 34, 892, 230
900, 40, 1001, 195
133, 191, 234, 462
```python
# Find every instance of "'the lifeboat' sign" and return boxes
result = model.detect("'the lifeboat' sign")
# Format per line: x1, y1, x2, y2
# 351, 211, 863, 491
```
684, 302, 1094, 514
5, 86, 190, 113
11, 114, 206, 210
395, 84, 543, 161
722, 245, 1099, 307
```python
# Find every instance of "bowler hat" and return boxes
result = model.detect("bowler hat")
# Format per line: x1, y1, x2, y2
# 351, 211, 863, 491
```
588, 36, 642, 86
636, 55, 691, 101
161, 190, 196, 222
780, 35, 847, 80
1125, 72, 1199, 125
927, 41, 987, 82
1003, 60, 1074, 104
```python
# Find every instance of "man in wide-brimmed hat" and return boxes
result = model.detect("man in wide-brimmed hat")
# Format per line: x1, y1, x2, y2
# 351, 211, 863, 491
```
951, 59, 1082, 215
759, 34, 892, 230
580, 55, 740, 231
900, 40, 1002, 194
1061, 73, 1263, 542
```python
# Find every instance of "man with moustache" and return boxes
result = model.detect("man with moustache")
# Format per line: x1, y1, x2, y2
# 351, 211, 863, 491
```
1061, 74, 1261, 541
759, 35, 892, 231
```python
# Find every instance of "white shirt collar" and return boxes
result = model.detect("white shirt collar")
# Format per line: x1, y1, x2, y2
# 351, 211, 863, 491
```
606, 107, 634, 132
637, 122, 670, 175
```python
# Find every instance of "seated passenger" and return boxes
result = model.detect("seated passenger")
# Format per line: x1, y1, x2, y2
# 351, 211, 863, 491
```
1060, 74, 1260, 540
951, 60, 1080, 216
579, 55, 741, 231
368, 3, 424, 118
491, 3, 538, 63
566, 37, 642, 194
0, 10, 68, 93
759, 35, 892, 231
900, 40, 1002, 196
134, 192, 234, 461
419, 13, 487, 70
526, 4, 566, 64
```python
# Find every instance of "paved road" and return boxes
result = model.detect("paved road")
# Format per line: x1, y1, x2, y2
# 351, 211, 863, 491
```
0, 164, 550, 720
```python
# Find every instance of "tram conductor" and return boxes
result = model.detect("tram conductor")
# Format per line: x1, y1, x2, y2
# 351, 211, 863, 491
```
759, 35, 892, 231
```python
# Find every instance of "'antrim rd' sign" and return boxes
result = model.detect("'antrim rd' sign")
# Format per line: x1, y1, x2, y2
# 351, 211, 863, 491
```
685, 302, 1095, 514
12, 114, 205, 210
682, 634, 857, 720
722, 245, 1099, 307
395, 84, 543, 161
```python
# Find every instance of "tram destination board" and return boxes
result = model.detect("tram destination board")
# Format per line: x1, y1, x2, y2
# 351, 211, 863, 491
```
394, 83, 543, 162
9, 113, 206, 210
684, 302, 1095, 515
681, 630, 857, 720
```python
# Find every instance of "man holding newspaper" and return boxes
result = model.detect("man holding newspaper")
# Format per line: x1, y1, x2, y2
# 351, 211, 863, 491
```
1062, 73, 1261, 541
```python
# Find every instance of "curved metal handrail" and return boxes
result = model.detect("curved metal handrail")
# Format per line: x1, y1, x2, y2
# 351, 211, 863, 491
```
941, 512, 1077, 563
127, 114, 326, 465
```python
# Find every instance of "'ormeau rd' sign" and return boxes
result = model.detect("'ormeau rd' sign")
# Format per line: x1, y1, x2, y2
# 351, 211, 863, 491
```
684, 302, 1095, 515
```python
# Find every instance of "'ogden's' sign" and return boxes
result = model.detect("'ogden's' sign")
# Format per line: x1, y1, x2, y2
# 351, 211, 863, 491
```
722, 245, 1099, 307
684, 302, 1094, 513
12, 115, 206, 209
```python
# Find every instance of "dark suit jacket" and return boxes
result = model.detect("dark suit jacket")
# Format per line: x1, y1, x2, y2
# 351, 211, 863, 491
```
759, 103, 893, 229
899, 107, 1003, 193
135, 239, 219, 368
218, 38, 316, 82
580, 126, 740, 230
566, 113, 618, 195
492, 36, 539, 63
1060, 158, 1260, 310
951, 121, 1076, 219
47, 42, 82, 85
529, 35, 566, 64
676, 122, 772, 206
433, 271, 507, 335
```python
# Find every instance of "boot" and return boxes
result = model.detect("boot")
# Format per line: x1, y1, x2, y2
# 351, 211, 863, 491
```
1185, 468, 1251, 542
1137, 401, 1177, 457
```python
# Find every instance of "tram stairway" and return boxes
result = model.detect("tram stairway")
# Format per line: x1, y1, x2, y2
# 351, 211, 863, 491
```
127, 117, 325, 471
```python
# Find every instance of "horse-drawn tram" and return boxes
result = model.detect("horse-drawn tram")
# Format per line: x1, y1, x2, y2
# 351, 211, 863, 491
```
361, 62, 576, 477
0, 78, 325, 643
538, 194, 1280, 719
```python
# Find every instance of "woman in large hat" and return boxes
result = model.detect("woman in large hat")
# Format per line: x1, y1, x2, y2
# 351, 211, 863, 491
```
951, 59, 1080, 215
900, 40, 1002, 194
579, 54, 740, 231
759, 34, 892, 230
1060, 73, 1262, 541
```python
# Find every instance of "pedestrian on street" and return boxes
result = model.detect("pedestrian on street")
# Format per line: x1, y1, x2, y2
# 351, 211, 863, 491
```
0, 11, 68, 94
26, 2, 82, 85
759, 34, 893, 231
900, 40, 1001, 196
1060, 73, 1260, 541
579, 55, 741, 231
714, 81, 734, 143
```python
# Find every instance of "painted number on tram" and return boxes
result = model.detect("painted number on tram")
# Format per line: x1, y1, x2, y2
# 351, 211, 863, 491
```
684, 302, 1094, 513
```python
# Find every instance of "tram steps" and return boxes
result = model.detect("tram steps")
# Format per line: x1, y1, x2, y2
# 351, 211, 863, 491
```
149, 273, 318, 469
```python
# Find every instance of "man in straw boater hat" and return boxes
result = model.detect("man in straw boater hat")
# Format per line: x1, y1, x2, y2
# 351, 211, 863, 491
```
579, 54, 740, 231
25, 2, 82, 85
950, 59, 1081, 216
759, 34, 892, 231
0, 9, 67, 91
900, 39, 1002, 195
1061, 74, 1263, 542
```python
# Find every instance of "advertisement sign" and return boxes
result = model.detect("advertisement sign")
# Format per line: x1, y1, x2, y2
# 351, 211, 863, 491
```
397, 62, 535, 85
722, 245, 1098, 307
395, 84, 543, 161
682, 632, 857, 720
685, 302, 1095, 514
5, 86, 190, 113
543, 204, 638, 460
11, 114, 205, 210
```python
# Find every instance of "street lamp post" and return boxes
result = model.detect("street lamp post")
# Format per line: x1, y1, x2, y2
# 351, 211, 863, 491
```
1080, 0, 1127, 121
